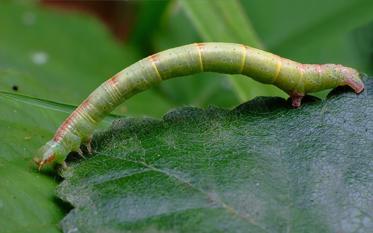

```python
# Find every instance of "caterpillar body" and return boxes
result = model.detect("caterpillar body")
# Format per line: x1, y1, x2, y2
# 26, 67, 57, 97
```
34, 42, 364, 169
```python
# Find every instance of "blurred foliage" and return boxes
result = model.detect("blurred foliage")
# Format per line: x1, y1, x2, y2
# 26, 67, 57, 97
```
0, 0, 372, 232
0, 1, 172, 117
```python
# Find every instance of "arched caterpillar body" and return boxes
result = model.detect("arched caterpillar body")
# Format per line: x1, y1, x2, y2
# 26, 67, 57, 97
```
34, 42, 364, 169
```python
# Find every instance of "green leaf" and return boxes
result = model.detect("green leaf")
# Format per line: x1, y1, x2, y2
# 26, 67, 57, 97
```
57, 78, 373, 232
0, 1, 173, 117
0, 90, 118, 233
0, 91, 71, 233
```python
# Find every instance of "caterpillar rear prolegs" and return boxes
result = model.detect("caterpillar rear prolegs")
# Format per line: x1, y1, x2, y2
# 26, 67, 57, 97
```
287, 64, 364, 107
33, 42, 365, 170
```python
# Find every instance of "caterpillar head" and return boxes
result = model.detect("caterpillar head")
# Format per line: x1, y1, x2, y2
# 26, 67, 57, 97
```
33, 140, 68, 170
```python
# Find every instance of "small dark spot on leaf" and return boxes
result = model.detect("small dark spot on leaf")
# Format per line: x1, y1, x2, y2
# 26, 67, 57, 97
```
12, 85, 18, 91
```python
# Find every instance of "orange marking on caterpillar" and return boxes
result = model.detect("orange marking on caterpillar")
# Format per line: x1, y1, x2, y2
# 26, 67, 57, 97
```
46, 154, 56, 163
81, 99, 90, 108
35, 154, 55, 170
298, 64, 305, 84
196, 43, 205, 49
105, 74, 122, 101
317, 64, 323, 76
53, 121, 70, 142
53, 109, 81, 142
149, 54, 159, 62
78, 95, 91, 108
149, 54, 162, 80
79, 98, 97, 124
298, 64, 305, 73
108, 75, 119, 86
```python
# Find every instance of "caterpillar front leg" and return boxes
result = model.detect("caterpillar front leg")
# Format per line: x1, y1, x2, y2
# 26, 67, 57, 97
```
83, 136, 93, 155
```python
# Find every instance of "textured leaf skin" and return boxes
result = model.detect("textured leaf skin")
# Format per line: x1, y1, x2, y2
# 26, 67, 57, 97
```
57, 78, 373, 233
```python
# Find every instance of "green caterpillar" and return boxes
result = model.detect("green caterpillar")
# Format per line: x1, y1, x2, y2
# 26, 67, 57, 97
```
34, 42, 364, 169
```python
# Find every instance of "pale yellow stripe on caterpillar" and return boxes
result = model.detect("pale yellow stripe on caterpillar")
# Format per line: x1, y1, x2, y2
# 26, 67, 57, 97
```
298, 64, 305, 89
239, 45, 247, 74
272, 56, 282, 84
78, 103, 97, 125
149, 54, 162, 81
195, 43, 204, 72
103, 80, 122, 104
64, 108, 84, 136
108, 76, 122, 102
102, 85, 117, 104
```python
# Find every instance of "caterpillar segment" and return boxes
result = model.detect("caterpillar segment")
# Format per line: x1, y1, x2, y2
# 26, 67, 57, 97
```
34, 42, 364, 169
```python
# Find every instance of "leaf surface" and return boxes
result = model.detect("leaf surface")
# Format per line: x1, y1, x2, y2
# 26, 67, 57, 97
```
0, 89, 119, 233
0, 91, 70, 233
58, 78, 373, 233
